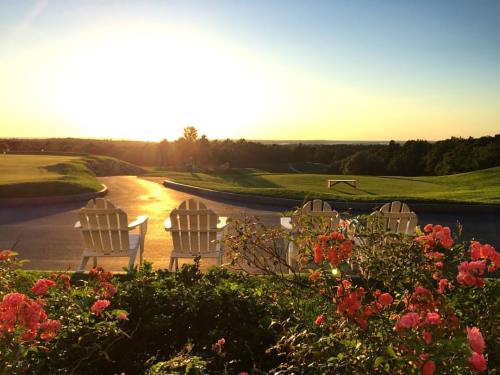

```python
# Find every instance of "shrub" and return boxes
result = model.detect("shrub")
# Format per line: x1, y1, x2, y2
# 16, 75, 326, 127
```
225, 215, 499, 374
0, 255, 293, 374
1, 218, 498, 374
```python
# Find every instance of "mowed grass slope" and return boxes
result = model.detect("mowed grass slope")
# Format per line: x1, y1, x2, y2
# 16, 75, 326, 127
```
157, 167, 500, 204
0, 154, 103, 198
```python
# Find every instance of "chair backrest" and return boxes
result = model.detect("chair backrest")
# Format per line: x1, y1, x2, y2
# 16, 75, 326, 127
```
78, 198, 130, 253
292, 199, 340, 231
369, 201, 418, 235
169, 199, 219, 255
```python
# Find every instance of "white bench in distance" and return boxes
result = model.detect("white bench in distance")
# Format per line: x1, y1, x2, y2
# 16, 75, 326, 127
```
328, 179, 357, 189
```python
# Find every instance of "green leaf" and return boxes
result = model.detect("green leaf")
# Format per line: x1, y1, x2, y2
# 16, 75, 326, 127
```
386, 344, 397, 358
374, 356, 385, 368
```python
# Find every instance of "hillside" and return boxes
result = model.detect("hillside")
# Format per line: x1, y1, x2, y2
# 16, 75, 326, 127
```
0, 154, 144, 198
154, 167, 500, 204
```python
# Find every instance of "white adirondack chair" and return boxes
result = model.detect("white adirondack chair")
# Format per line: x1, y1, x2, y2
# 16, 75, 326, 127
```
281, 199, 340, 271
164, 199, 228, 271
368, 201, 418, 235
74, 198, 148, 272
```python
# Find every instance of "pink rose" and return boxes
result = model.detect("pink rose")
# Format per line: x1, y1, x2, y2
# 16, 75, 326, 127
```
422, 330, 432, 344
422, 360, 436, 375
425, 312, 441, 325
91, 299, 110, 316
117, 311, 128, 321
32, 279, 57, 296
397, 312, 420, 330
467, 327, 485, 354
469, 352, 487, 372
378, 293, 393, 306
314, 314, 324, 325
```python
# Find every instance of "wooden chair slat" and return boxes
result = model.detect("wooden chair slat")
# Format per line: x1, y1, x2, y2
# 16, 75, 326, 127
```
322, 201, 332, 211
97, 213, 112, 251
87, 213, 103, 251
369, 201, 418, 235
118, 211, 130, 250
207, 213, 218, 252
178, 212, 191, 253
189, 207, 200, 253
166, 199, 225, 269
199, 211, 208, 253
302, 201, 312, 211
76, 199, 147, 272
170, 209, 183, 251
387, 201, 401, 232
312, 199, 323, 212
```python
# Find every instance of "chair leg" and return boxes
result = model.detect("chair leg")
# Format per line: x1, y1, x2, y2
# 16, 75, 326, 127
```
139, 235, 145, 267
78, 256, 89, 273
139, 247, 144, 267
175, 258, 179, 271
288, 242, 296, 274
93, 257, 98, 268
128, 251, 138, 272
168, 257, 175, 272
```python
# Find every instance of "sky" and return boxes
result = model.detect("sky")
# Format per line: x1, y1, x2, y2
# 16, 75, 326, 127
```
0, 0, 499, 141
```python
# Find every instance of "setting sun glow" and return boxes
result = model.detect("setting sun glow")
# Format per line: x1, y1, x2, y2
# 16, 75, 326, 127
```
48, 23, 281, 140
0, 1, 499, 141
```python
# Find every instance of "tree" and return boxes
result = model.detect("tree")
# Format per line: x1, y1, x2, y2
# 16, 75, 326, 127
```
183, 126, 198, 142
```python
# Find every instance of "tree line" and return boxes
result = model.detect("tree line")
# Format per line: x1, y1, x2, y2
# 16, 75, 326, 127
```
1, 128, 499, 176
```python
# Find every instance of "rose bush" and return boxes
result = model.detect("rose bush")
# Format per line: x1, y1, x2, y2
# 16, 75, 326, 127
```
1, 215, 498, 374
314, 232, 496, 373
1, 254, 298, 374
225, 215, 499, 374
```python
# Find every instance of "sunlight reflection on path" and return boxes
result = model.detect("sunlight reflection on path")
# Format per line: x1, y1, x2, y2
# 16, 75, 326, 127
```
0, 176, 279, 272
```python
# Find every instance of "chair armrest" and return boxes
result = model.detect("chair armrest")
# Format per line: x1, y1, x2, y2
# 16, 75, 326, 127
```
164, 217, 172, 231
217, 216, 228, 230
343, 218, 361, 239
128, 215, 148, 229
280, 217, 293, 231
74, 221, 81, 229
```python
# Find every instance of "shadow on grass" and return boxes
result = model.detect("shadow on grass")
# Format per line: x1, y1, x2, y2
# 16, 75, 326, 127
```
217, 173, 280, 188
377, 176, 440, 185
189, 172, 202, 180
328, 186, 376, 196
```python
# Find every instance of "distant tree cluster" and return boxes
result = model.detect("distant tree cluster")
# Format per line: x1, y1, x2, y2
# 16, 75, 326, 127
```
1, 130, 499, 176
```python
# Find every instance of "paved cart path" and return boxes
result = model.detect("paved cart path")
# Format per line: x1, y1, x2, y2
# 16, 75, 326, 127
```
0, 176, 498, 271
0, 176, 281, 271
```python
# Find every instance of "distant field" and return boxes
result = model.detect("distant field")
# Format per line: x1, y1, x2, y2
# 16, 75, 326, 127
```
0, 154, 103, 198
150, 167, 500, 204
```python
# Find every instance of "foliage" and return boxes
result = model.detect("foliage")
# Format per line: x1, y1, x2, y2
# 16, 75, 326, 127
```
225, 214, 499, 374
2, 133, 499, 175
146, 352, 208, 375
0, 256, 293, 374
1, 216, 499, 374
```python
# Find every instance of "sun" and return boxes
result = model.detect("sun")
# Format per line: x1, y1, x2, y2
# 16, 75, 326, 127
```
49, 23, 273, 140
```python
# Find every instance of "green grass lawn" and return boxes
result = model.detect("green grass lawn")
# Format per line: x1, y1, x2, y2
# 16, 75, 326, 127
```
0, 154, 104, 198
150, 167, 500, 204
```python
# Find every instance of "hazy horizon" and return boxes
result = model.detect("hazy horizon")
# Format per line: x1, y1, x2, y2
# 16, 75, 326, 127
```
6, 134, 500, 146
1, 0, 499, 141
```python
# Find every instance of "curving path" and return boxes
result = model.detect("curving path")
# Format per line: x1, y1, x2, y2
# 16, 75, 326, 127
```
0, 176, 498, 271
0, 176, 280, 271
